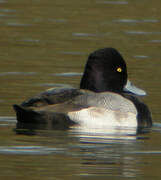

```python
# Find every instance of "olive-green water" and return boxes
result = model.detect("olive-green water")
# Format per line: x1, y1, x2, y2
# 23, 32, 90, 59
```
0, 0, 161, 179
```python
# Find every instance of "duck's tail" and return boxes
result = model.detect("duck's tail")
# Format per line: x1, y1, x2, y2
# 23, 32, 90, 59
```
13, 104, 76, 129
13, 104, 43, 124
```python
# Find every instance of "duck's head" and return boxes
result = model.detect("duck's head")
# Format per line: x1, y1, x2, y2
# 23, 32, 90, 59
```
80, 48, 146, 96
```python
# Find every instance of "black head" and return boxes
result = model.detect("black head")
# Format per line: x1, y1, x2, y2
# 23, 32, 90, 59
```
80, 48, 128, 93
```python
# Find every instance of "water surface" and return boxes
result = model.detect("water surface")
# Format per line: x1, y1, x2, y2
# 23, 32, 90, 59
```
0, 0, 161, 179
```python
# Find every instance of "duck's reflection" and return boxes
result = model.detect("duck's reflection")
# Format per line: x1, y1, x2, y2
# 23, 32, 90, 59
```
70, 129, 150, 178
15, 120, 151, 138
14, 121, 152, 178
70, 126, 137, 141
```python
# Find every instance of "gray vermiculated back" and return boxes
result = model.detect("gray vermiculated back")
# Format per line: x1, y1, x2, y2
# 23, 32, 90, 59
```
74, 91, 137, 114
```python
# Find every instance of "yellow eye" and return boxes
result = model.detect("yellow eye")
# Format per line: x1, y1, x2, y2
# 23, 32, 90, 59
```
117, 67, 122, 73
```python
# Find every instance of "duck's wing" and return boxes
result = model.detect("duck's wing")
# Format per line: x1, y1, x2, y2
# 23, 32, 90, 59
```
13, 87, 84, 128
20, 87, 82, 107
13, 104, 77, 130
13, 96, 88, 130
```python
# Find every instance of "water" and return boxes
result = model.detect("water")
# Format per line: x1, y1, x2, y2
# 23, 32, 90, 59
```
0, 0, 161, 179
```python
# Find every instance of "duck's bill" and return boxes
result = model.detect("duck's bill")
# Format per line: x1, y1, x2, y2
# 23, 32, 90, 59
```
123, 80, 146, 96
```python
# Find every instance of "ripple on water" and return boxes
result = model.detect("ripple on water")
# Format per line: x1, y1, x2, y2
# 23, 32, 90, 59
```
60, 51, 86, 55
0, 9, 16, 17
0, 9, 16, 13
125, 31, 161, 35
6, 22, 32, 27
133, 55, 149, 59
0, 116, 16, 122
47, 18, 67, 23
72, 32, 110, 37
0, 146, 65, 155
0, 0, 7, 3
0, 72, 37, 76
96, 1, 128, 4
18, 39, 40, 43
72, 33, 97, 37
152, 123, 161, 133
114, 19, 159, 23
0, 14, 9, 17
150, 40, 161, 43
128, 151, 161, 155
37, 83, 74, 88
0, 116, 16, 126
53, 72, 83, 77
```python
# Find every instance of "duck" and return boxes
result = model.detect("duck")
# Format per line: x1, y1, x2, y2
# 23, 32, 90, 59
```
13, 48, 152, 130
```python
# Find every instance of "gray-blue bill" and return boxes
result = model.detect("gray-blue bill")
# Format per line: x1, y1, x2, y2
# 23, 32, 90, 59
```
123, 80, 146, 96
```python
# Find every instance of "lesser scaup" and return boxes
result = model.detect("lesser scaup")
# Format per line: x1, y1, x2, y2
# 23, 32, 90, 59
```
13, 48, 152, 130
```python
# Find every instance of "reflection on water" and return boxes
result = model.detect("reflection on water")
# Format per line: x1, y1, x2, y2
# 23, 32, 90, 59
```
70, 126, 138, 141
15, 121, 139, 140
0, 116, 16, 123
0, 146, 65, 155
0, 0, 161, 179
0, 116, 161, 179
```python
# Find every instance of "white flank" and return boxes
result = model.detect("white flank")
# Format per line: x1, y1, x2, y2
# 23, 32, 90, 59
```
68, 107, 137, 129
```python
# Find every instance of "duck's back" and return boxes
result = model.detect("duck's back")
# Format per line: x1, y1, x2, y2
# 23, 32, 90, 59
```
73, 91, 137, 114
